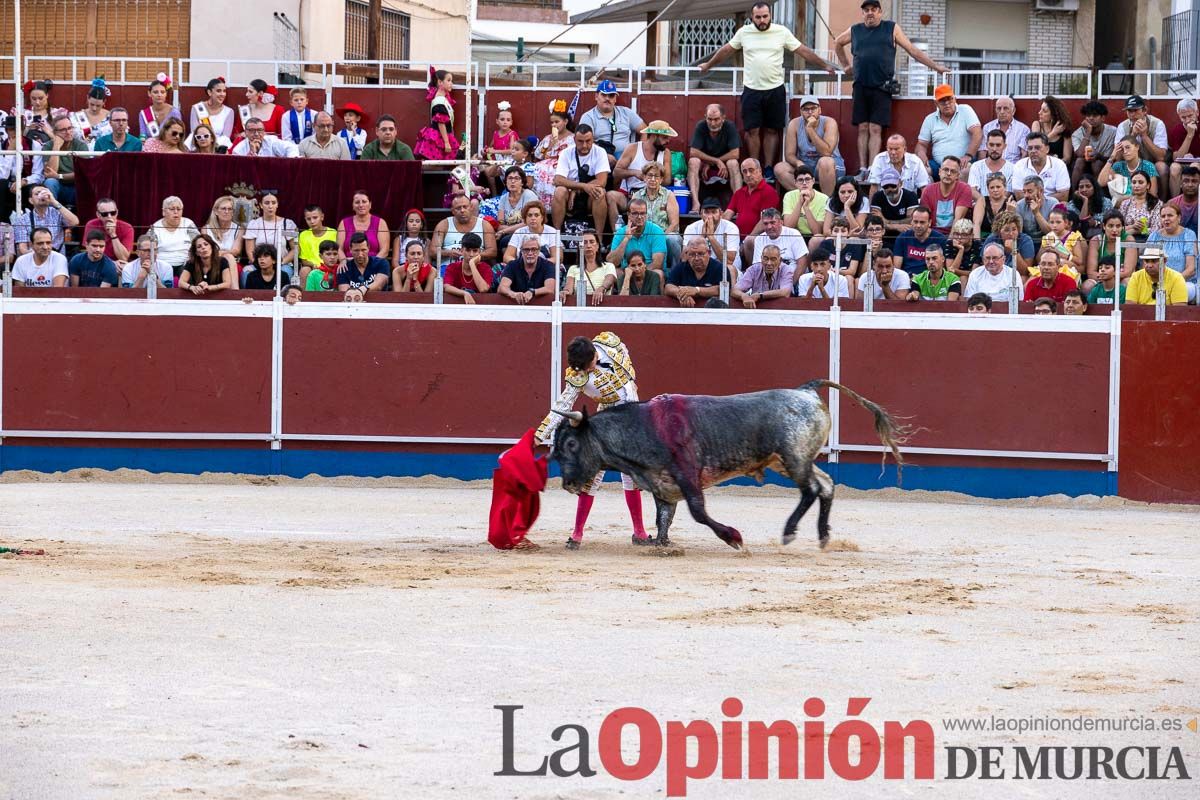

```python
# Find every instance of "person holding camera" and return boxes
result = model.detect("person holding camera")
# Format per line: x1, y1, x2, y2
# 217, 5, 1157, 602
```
551, 125, 610, 235
834, 0, 947, 181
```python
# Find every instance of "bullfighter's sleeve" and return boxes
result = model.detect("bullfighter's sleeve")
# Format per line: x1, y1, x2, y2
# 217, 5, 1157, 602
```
535, 372, 585, 445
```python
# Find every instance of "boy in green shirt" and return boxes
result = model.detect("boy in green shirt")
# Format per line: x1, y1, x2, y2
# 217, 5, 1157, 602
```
1086, 256, 1127, 305
305, 239, 342, 291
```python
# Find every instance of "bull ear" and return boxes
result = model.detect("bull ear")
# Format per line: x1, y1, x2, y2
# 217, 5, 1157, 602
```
553, 408, 585, 426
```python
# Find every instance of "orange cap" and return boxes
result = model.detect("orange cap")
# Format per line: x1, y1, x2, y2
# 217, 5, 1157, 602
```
933, 84, 955, 101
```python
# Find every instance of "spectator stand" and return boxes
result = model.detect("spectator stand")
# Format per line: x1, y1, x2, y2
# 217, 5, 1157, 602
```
477, 60, 638, 161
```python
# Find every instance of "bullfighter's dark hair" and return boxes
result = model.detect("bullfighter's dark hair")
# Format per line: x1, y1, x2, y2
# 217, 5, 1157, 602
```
566, 336, 596, 371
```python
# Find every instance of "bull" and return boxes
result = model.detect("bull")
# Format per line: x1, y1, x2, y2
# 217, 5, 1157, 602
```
550, 380, 907, 550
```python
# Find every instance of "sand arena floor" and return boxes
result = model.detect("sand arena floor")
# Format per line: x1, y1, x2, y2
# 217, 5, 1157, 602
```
1, 471, 1197, 799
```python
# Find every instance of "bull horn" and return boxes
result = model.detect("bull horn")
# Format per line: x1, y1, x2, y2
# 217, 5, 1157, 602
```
552, 409, 585, 426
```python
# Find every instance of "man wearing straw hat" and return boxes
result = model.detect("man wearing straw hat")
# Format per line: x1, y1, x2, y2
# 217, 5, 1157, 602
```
607, 119, 677, 230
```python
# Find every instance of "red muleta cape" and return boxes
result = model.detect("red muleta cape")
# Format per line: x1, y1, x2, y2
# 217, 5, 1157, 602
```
487, 429, 548, 549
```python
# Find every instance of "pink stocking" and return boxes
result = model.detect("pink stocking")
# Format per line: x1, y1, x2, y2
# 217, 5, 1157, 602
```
571, 493, 596, 541
625, 489, 648, 539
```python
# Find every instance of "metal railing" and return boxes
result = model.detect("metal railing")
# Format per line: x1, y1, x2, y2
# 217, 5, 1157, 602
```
1097, 69, 1198, 99
24, 55, 175, 86
927, 68, 1093, 99
1162, 9, 1198, 75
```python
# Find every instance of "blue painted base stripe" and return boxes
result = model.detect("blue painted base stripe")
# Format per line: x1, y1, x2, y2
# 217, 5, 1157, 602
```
0, 445, 1113, 499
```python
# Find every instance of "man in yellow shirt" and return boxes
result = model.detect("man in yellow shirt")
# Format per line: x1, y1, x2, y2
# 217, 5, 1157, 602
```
699, 3, 836, 170
1126, 247, 1189, 304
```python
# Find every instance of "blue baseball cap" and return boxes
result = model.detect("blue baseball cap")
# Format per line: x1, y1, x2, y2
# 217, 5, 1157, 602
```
596, 79, 618, 96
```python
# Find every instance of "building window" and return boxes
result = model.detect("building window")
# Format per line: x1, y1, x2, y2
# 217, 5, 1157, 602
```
345, 0, 411, 62
944, 48, 1029, 96
0, 0, 190, 83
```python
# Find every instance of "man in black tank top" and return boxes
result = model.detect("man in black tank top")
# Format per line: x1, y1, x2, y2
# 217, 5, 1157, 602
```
834, 0, 947, 181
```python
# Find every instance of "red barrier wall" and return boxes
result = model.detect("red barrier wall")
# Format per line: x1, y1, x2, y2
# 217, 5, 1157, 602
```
1118, 320, 1200, 503
2, 312, 272, 433
281, 318, 550, 439
562, 321, 830, 401
839, 328, 1110, 455
1, 295, 1196, 501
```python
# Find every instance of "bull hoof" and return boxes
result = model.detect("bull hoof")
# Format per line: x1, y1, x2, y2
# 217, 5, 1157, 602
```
654, 536, 672, 548
565, 538, 581, 551
723, 529, 744, 550
781, 532, 797, 546
818, 535, 830, 550
632, 535, 655, 546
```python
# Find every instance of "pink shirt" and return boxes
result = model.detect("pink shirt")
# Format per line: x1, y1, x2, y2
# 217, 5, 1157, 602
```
341, 215, 384, 257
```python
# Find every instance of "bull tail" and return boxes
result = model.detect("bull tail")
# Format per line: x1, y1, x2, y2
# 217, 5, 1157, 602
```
801, 380, 912, 484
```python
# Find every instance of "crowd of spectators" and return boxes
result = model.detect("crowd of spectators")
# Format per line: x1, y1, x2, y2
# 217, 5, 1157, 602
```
3, 4, 1198, 310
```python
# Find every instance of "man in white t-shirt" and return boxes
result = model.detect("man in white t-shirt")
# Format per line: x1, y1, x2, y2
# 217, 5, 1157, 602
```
1009, 132, 1071, 201
12, 227, 69, 287
965, 242, 1020, 301
683, 196, 741, 269
795, 246, 851, 298
747, 207, 807, 272
855, 248, 911, 299
551, 125, 610, 233
967, 129, 1015, 195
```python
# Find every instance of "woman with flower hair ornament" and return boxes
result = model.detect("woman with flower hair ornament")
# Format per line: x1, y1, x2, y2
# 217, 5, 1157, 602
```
533, 99, 576, 207
139, 73, 182, 139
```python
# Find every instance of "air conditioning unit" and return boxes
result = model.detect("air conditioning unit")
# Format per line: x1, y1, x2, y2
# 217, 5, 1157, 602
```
1036, 0, 1080, 11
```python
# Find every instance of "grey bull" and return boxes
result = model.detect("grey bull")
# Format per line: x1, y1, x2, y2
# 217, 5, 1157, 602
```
550, 380, 908, 550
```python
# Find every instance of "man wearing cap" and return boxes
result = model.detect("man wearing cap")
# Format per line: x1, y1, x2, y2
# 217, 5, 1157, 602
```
578, 81, 645, 168
684, 196, 741, 269
835, 0, 949, 180
1126, 247, 1189, 305
687, 104, 742, 202
700, 2, 837, 169
774, 96, 845, 196
607, 120, 674, 231
916, 85, 981, 175
869, 166, 919, 239
1115, 95, 1168, 181
865, 133, 930, 195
